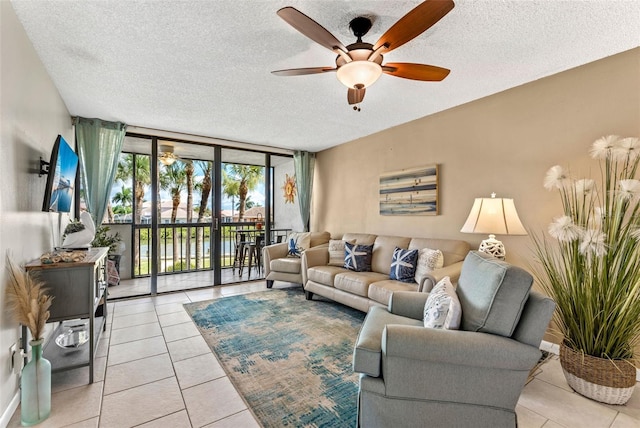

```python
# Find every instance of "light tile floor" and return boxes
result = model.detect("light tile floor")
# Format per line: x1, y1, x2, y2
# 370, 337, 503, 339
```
108, 268, 262, 300
8, 281, 640, 427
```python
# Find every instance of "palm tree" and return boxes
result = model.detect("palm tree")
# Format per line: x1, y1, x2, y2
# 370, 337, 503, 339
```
194, 161, 212, 269
106, 202, 115, 223
116, 154, 150, 270
222, 168, 240, 220
224, 164, 263, 221
184, 160, 194, 266
117, 154, 150, 225
160, 162, 186, 267
111, 186, 133, 214
236, 196, 256, 210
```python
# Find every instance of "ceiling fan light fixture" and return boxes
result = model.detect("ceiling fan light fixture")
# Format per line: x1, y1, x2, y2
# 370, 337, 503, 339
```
159, 152, 177, 166
336, 60, 382, 89
159, 144, 177, 166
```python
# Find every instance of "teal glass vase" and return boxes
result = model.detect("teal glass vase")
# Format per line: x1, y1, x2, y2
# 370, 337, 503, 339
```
20, 339, 51, 426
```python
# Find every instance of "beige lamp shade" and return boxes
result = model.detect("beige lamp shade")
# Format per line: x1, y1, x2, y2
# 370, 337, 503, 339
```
460, 194, 527, 259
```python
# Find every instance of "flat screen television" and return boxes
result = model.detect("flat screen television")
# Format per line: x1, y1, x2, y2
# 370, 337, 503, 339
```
42, 135, 79, 213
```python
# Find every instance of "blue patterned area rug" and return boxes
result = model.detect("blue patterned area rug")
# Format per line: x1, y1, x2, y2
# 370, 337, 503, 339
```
183, 288, 365, 428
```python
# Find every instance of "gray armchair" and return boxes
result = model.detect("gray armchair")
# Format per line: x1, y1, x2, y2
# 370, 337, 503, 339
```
352, 251, 555, 427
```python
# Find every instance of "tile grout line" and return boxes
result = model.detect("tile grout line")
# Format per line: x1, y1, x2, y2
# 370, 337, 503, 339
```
96, 312, 113, 428
155, 300, 194, 428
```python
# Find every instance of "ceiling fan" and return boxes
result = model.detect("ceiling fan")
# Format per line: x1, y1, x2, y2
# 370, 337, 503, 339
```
272, 0, 455, 110
159, 144, 179, 166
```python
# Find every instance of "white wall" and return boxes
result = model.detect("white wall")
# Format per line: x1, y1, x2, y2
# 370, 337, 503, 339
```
273, 160, 304, 232
0, 1, 72, 421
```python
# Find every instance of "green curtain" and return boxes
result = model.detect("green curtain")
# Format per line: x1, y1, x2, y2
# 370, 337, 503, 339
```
75, 117, 126, 226
294, 151, 315, 232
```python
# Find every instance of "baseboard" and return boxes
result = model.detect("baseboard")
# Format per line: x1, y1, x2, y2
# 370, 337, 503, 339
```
0, 391, 20, 428
540, 340, 640, 382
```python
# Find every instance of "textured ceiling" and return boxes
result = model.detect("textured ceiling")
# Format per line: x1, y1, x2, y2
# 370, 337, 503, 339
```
10, 0, 640, 152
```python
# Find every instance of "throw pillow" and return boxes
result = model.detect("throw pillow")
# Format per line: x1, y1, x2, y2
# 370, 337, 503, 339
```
344, 242, 373, 272
423, 276, 461, 330
328, 239, 355, 266
286, 232, 311, 258
414, 248, 444, 284
389, 247, 419, 283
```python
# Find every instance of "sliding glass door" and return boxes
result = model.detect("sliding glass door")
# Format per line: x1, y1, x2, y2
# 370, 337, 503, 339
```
155, 140, 215, 292
104, 135, 292, 299
220, 149, 267, 284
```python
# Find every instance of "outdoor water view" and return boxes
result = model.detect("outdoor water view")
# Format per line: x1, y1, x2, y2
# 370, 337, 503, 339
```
100, 149, 292, 281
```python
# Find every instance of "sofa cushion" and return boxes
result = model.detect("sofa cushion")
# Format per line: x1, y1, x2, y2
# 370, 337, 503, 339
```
344, 242, 373, 272
457, 251, 533, 337
390, 247, 419, 283
414, 247, 444, 285
371, 236, 411, 274
328, 239, 355, 266
342, 233, 377, 246
307, 265, 347, 287
269, 257, 301, 274
335, 271, 389, 297
423, 277, 461, 330
409, 238, 470, 267
309, 231, 331, 248
368, 280, 420, 306
353, 306, 423, 377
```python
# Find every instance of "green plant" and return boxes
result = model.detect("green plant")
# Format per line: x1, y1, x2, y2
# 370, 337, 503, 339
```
166, 260, 196, 272
91, 226, 122, 254
63, 219, 85, 238
531, 135, 640, 361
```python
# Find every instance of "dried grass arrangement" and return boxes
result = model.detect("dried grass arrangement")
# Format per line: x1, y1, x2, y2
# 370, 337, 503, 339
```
5, 256, 53, 341
532, 135, 640, 361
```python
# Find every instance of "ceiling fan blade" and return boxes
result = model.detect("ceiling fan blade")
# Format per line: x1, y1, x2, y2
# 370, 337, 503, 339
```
348, 87, 365, 105
373, 0, 455, 53
383, 63, 450, 81
272, 67, 336, 76
277, 7, 347, 53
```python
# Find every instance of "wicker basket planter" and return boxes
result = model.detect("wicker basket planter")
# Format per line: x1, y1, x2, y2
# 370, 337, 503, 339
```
559, 342, 636, 405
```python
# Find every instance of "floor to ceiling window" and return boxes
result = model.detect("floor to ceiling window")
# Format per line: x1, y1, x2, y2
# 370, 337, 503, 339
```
98, 134, 294, 299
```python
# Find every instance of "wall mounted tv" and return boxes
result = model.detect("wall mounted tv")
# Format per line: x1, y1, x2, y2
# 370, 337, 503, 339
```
42, 135, 79, 213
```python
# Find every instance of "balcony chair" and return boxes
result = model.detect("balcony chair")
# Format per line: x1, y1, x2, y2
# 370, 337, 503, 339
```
244, 234, 265, 277
232, 232, 249, 274
352, 251, 555, 427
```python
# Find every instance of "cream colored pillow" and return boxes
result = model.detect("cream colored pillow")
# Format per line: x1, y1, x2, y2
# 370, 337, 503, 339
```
415, 248, 445, 284
328, 239, 355, 266
287, 232, 311, 254
423, 276, 461, 330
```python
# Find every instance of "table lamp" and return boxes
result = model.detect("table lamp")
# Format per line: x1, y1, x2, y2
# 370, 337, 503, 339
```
460, 193, 527, 260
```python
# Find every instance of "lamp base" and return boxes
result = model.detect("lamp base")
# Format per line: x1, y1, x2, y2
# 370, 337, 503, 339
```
478, 235, 506, 260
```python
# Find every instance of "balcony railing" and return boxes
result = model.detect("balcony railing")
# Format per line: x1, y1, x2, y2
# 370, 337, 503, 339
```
130, 222, 290, 277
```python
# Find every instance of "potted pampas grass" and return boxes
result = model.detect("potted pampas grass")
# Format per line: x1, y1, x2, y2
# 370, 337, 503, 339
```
6, 256, 53, 425
531, 135, 640, 405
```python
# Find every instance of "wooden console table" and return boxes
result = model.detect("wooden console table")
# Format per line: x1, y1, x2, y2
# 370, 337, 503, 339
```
24, 247, 109, 383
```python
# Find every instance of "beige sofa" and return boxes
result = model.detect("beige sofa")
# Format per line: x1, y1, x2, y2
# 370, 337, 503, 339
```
303, 233, 470, 312
263, 231, 331, 288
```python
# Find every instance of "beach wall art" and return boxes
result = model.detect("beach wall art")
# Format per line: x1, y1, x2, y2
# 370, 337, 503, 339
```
379, 165, 439, 215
